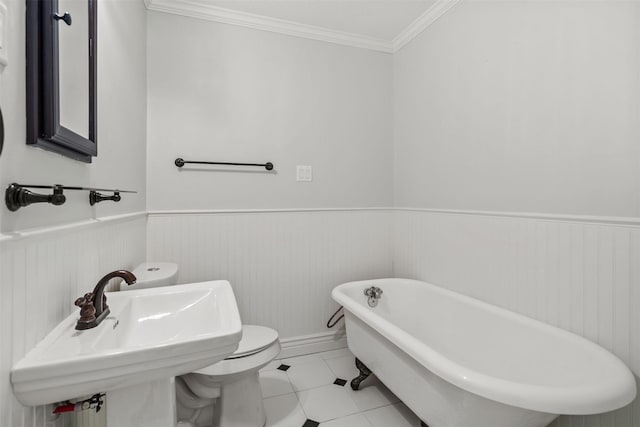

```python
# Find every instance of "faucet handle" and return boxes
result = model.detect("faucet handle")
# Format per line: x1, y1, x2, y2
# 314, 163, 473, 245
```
74, 292, 93, 307
75, 293, 97, 325
364, 286, 383, 299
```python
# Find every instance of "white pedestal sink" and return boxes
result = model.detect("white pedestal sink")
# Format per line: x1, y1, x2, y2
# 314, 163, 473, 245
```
107, 378, 177, 427
11, 280, 243, 426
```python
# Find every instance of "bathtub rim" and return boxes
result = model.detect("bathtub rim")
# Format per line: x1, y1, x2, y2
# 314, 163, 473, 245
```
332, 278, 637, 415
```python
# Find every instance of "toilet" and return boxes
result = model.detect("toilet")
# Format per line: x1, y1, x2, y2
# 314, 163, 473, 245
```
121, 262, 281, 427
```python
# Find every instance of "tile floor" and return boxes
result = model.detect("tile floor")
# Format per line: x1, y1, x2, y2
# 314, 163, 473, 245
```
259, 348, 423, 427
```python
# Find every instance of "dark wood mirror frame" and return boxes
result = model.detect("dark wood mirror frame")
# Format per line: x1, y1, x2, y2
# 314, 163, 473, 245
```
26, 0, 97, 163
0, 106, 4, 158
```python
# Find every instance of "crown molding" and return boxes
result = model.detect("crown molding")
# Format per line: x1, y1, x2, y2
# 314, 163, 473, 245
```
144, 0, 394, 53
145, 0, 460, 54
392, 0, 461, 52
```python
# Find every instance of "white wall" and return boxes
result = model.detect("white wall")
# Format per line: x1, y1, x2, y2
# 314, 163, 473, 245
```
2, 1, 638, 425
148, 210, 392, 340
145, 11, 394, 346
393, 0, 640, 217
0, 0, 148, 233
394, 210, 640, 426
392, 1, 640, 425
0, 0, 148, 425
146, 11, 393, 211
0, 216, 146, 427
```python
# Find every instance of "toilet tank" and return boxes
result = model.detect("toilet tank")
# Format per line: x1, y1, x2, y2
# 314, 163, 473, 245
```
120, 262, 179, 291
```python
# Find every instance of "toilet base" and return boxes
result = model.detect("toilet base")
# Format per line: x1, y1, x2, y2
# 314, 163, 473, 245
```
215, 372, 266, 427
177, 327, 281, 427
179, 371, 267, 427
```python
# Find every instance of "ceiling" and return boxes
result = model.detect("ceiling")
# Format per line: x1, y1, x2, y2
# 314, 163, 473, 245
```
203, 0, 437, 41
145, 0, 457, 52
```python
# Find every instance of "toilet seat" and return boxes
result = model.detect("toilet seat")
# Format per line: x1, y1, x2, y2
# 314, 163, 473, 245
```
226, 325, 279, 359
193, 325, 280, 377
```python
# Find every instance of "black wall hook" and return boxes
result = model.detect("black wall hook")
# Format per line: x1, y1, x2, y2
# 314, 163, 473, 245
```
89, 191, 121, 205
53, 12, 72, 25
5, 183, 66, 211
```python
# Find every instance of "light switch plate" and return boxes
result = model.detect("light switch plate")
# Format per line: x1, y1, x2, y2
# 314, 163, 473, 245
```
296, 165, 312, 182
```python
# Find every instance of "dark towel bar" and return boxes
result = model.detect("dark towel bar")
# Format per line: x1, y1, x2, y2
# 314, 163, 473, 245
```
174, 158, 274, 171
5, 183, 136, 211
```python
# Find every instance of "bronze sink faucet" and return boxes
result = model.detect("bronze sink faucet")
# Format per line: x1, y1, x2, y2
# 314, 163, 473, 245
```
74, 270, 137, 330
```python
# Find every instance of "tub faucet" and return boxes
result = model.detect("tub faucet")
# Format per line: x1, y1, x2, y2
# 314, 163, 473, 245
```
74, 270, 137, 330
364, 286, 383, 307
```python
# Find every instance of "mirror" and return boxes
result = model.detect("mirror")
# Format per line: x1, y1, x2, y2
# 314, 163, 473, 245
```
26, 0, 97, 163
59, 0, 90, 139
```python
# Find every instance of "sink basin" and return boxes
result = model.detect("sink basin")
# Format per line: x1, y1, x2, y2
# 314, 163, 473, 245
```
11, 280, 242, 407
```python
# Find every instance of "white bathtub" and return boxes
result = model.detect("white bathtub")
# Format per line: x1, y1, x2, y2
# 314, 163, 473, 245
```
332, 279, 636, 427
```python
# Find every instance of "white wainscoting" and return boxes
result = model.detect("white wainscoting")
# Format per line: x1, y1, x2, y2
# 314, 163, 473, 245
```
147, 209, 393, 341
0, 214, 146, 427
5, 208, 638, 426
394, 208, 640, 426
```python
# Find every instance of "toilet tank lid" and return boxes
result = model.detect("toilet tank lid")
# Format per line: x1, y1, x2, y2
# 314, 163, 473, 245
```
131, 262, 178, 284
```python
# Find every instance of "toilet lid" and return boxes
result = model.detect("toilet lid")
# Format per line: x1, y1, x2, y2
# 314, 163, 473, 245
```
226, 325, 279, 359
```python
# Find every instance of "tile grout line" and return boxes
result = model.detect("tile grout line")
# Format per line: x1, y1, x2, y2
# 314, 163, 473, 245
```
261, 349, 421, 427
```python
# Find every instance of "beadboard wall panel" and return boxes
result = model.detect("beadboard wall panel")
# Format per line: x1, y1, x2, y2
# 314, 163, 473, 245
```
393, 209, 640, 426
0, 216, 146, 427
147, 210, 393, 339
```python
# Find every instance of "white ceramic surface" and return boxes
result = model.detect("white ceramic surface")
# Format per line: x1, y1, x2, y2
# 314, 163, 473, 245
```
107, 378, 177, 427
332, 278, 637, 427
11, 280, 242, 406
120, 262, 178, 291
179, 328, 281, 427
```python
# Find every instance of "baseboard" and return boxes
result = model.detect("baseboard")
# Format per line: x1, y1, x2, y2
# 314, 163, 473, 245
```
277, 329, 347, 359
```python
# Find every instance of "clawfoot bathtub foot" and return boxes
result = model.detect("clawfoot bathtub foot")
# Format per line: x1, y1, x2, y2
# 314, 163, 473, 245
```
350, 358, 372, 390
